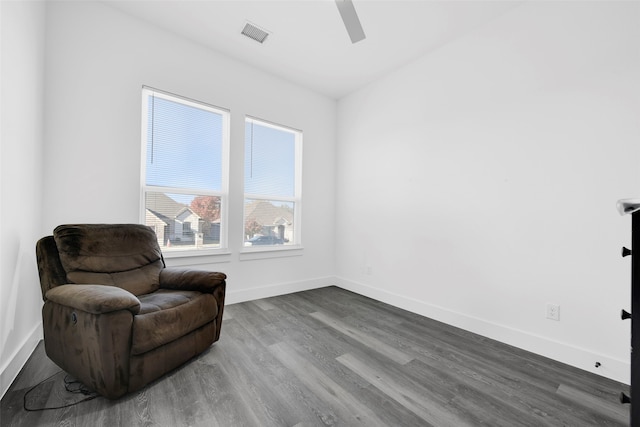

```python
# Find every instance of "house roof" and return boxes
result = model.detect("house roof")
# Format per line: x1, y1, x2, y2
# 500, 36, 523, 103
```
146, 192, 196, 220
245, 200, 293, 226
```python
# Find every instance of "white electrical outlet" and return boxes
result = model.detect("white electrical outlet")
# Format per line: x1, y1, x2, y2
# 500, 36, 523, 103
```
546, 303, 560, 321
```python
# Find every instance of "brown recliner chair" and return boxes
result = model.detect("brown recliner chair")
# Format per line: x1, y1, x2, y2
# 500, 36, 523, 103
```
35, 224, 226, 399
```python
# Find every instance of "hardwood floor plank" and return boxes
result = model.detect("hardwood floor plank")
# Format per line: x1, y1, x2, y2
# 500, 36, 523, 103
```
251, 298, 277, 311
296, 288, 404, 326
402, 356, 568, 427
212, 319, 320, 427
340, 303, 627, 426
557, 383, 629, 425
390, 316, 564, 393
309, 311, 415, 365
337, 352, 473, 427
262, 305, 433, 425
268, 341, 386, 426
399, 314, 627, 424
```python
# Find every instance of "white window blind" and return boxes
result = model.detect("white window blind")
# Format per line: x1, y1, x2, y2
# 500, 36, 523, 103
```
145, 93, 223, 190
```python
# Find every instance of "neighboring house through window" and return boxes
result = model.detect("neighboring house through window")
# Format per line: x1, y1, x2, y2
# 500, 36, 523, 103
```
141, 87, 229, 253
244, 117, 302, 248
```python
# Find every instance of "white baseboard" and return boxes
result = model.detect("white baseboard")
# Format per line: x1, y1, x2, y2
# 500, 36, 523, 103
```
0, 323, 42, 399
335, 277, 630, 385
226, 276, 336, 305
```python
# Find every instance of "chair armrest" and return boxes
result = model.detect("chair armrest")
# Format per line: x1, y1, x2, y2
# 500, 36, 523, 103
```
159, 268, 226, 293
45, 284, 141, 315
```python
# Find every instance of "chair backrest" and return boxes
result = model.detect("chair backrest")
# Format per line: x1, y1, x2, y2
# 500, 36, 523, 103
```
36, 235, 69, 300
38, 224, 165, 297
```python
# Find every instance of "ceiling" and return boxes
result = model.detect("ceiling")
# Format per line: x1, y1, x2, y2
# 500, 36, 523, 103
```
104, 1, 520, 100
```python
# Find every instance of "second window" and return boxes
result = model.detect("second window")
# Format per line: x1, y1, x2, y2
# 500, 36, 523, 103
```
244, 117, 302, 248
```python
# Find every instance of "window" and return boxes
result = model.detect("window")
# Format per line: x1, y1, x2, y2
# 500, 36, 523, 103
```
244, 117, 302, 248
141, 87, 229, 253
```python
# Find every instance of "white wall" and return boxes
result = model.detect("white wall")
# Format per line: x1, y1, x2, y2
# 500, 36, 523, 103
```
336, 1, 640, 384
43, 1, 337, 302
0, 0, 47, 398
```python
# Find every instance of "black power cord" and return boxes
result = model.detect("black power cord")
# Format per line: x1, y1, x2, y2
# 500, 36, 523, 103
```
23, 370, 99, 411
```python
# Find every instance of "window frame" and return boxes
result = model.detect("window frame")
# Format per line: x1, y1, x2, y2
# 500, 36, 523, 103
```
242, 116, 303, 253
140, 87, 230, 258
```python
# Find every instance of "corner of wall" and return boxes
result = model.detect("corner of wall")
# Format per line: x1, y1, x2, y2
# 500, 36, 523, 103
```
226, 276, 337, 305
0, 324, 42, 399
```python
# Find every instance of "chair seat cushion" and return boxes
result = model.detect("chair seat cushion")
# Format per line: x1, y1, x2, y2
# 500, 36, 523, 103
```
131, 290, 218, 355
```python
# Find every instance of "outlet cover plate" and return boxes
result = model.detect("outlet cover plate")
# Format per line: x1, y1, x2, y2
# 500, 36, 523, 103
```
546, 303, 560, 321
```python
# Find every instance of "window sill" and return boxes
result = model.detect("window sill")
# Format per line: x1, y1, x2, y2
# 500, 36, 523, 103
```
161, 248, 232, 267
240, 245, 304, 261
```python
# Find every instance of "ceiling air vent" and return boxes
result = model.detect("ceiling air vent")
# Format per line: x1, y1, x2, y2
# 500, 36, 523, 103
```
241, 22, 270, 44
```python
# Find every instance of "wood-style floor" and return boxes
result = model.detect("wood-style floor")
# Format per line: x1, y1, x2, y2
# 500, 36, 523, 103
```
1, 286, 630, 426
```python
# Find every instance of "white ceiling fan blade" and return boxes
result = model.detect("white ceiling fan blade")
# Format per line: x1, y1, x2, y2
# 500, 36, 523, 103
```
335, 0, 366, 44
